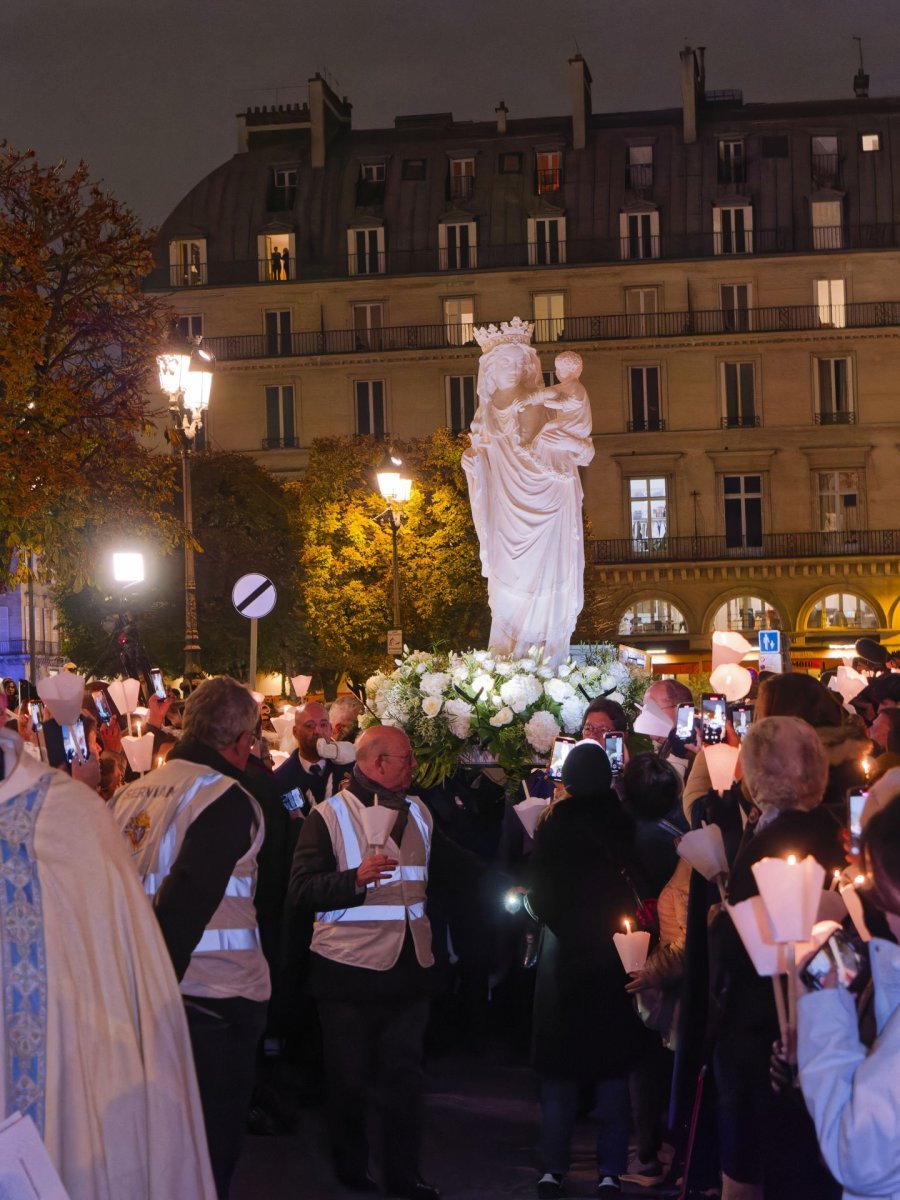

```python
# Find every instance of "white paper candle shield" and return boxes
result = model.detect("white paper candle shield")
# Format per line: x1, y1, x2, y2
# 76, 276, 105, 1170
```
613, 929, 651, 973
709, 663, 753, 703
108, 678, 142, 715
727, 898, 839, 975
36, 672, 86, 727
513, 794, 551, 839
633, 696, 674, 739
677, 823, 729, 880
711, 630, 753, 669
751, 855, 826, 944
704, 743, 741, 794
121, 731, 155, 775
291, 675, 312, 698
827, 665, 868, 707
251, 690, 265, 704
270, 714, 295, 752
359, 802, 397, 849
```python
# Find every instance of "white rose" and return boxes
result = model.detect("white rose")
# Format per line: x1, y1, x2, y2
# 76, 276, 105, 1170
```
420, 671, 450, 697
537, 665, 554, 680
544, 678, 574, 703
473, 650, 489, 664
444, 698, 474, 739
489, 706, 514, 728
366, 673, 385, 694
524, 710, 560, 754
471, 673, 494, 697
422, 696, 443, 718
520, 658, 537, 673
451, 666, 469, 683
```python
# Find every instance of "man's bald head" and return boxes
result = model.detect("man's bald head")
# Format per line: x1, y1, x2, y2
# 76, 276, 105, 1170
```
356, 725, 417, 793
292, 701, 332, 759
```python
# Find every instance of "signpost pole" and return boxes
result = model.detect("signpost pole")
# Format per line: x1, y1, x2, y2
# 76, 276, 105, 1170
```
249, 617, 258, 689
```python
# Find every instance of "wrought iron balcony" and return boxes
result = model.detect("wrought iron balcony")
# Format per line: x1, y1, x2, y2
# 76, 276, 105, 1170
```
536, 168, 563, 193
626, 164, 653, 191
588, 529, 899, 566
627, 418, 666, 432
814, 411, 857, 425
812, 153, 841, 187
261, 436, 300, 450
448, 175, 475, 200
722, 413, 761, 428
202, 299, 900, 362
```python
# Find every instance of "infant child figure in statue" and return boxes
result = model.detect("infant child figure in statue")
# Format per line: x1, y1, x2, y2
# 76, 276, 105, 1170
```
516, 350, 594, 476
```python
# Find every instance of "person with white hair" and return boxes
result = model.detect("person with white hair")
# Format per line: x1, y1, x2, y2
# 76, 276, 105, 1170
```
708, 716, 845, 1200
329, 694, 365, 743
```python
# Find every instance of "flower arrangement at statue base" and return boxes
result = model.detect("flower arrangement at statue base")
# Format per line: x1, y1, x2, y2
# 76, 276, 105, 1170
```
362, 645, 650, 788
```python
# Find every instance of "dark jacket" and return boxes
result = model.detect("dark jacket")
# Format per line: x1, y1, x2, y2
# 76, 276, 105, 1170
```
529, 792, 648, 1080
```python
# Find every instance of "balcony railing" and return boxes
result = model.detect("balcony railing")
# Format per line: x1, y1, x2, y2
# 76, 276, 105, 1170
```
722, 413, 761, 428
449, 175, 475, 200
815, 410, 857, 425
626, 164, 653, 191
536, 168, 563, 193
261, 436, 300, 450
588, 528, 899, 566
203, 299, 900, 362
812, 153, 841, 187
146, 222, 900, 290
627, 418, 666, 432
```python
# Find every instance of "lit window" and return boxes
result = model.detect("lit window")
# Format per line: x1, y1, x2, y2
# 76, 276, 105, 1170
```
807, 593, 878, 630
536, 151, 562, 193
618, 598, 686, 636
264, 385, 296, 449
713, 205, 753, 254
629, 478, 668, 548
257, 232, 295, 281
712, 596, 775, 633
439, 221, 477, 270
449, 158, 475, 200
361, 163, 386, 182
528, 217, 566, 266
168, 239, 207, 287
445, 376, 476, 433
355, 380, 385, 438
818, 470, 860, 533
533, 293, 565, 342
619, 211, 659, 260
626, 145, 653, 190
625, 287, 659, 335
861, 133, 881, 152
811, 200, 843, 250
815, 279, 846, 327
443, 297, 475, 346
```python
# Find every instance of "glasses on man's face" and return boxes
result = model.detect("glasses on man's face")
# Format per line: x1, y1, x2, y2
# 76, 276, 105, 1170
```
380, 753, 415, 764
583, 722, 613, 737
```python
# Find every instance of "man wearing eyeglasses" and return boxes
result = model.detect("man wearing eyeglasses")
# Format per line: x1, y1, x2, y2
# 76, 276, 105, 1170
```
291, 724, 477, 1200
274, 701, 348, 815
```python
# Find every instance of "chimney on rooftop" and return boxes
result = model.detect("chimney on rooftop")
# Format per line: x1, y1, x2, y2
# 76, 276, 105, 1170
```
680, 45, 701, 144
853, 36, 869, 98
495, 100, 509, 134
568, 54, 592, 151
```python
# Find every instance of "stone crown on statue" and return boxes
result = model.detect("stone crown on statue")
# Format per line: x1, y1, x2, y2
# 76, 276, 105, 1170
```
473, 316, 534, 353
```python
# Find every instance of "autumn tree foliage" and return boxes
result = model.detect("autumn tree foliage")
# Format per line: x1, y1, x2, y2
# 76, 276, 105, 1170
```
0, 146, 177, 589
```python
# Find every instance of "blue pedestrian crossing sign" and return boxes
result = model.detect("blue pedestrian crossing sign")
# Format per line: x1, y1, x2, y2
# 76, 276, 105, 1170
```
759, 629, 781, 655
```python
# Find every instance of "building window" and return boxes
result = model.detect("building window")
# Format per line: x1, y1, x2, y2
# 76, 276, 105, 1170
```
713, 205, 753, 254
717, 138, 746, 184
528, 217, 566, 266
629, 477, 668, 549
177, 314, 204, 339
446, 376, 477, 433
499, 152, 522, 174
626, 145, 653, 190
807, 592, 878, 630
355, 380, 385, 439
815, 279, 846, 327
712, 596, 774, 632
625, 286, 659, 335
402, 158, 427, 180
720, 283, 753, 332
443, 297, 475, 346
861, 133, 881, 153
268, 168, 297, 211
168, 239, 207, 287
817, 470, 860, 533
811, 135, 839, 186
815, 357, 854, 424
619, 211, 659, 260
265, 309, 292, 356
811, 199, 843, 250
533, 292, 566, 342
721, 362, 758, 427
361, 162, 385, 182
439, 221, 477, 270
628, 366, 662, 431
352, 302, 384, 351
449, 157, 475, 200
357, 162, 386, 204
618, 597, 686, 636
257, 232, 295, 281
536, 150, 562, 193
723, 474, 763, 549
264, 385, 296, 449
347, 227, 384, 276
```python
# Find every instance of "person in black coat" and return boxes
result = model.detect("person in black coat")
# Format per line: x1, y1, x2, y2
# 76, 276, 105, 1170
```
709, 716, 844, 1200
529, 741, 649, 1198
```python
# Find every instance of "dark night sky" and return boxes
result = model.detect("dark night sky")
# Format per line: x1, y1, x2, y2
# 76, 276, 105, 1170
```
4, 0, 900, 229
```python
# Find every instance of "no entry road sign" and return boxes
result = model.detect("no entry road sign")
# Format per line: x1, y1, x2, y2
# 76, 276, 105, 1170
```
232, 573, 277, 620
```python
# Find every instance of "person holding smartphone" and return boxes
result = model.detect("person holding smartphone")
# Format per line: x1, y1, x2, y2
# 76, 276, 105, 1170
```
797, 788, 900, 1199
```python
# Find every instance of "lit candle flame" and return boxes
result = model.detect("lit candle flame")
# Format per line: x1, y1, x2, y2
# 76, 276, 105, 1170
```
854, 874, 866, 886
787, 854, 797, 866
624, 918, 632, 936
862, 757, 872, 780
135, 720, 142, 739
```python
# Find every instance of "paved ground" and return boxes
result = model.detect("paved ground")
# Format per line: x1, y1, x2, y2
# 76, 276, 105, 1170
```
232, 1049, 678, 1200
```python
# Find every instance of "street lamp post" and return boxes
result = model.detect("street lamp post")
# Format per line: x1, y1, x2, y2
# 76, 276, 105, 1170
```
156, 337, 215, 687
375, 448, 413, 643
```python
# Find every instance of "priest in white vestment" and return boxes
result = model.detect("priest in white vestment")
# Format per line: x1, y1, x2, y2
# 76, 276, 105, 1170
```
0, 727, 216, 1200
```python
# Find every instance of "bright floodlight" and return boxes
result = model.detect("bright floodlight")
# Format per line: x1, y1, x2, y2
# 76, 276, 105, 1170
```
376, 448, 412, 504
113, 552, 145, 584
157, 351, 192, 398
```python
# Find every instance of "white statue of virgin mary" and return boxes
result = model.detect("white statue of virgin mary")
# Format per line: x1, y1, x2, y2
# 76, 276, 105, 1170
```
461, 317, 595, 664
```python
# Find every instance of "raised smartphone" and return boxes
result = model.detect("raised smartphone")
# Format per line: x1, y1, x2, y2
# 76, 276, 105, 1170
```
547, 735, 576, 781
701, 693, 727, 745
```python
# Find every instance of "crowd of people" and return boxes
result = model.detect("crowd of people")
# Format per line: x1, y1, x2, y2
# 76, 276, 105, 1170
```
1, 658, 900, 1200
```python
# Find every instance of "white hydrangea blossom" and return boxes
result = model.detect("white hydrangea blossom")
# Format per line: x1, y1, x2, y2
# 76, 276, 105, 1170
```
489, 706, 514, 728
608, 691, 625, 704
609, 660, 631, 686
544, 677, 574, 703
420, 671, 450, 697
421, 695, 443, 718
524, 710, 561, 753
560, 695, 588, 734
471, 672, 495, 697
500, 674, 543, 713
444, 698, 474, 739
537, 665, 554, 680
495, 661, 515, 677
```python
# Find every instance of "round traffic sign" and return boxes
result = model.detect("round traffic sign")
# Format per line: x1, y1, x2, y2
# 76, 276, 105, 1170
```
232, 572, 277, 619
